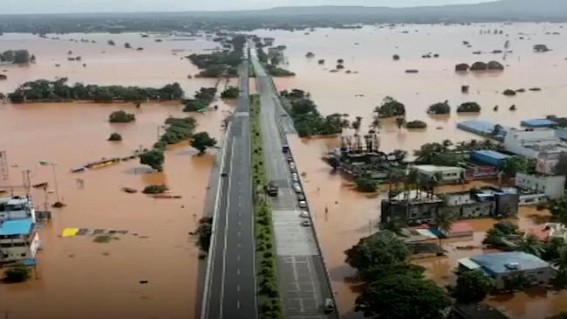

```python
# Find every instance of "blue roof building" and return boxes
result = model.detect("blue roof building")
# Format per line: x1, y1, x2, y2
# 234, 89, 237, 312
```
0, 218, 33, 236
520, 118, 557, 128
458, 252, 555, 289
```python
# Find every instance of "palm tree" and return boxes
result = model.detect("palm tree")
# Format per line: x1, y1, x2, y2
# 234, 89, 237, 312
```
352, 116, 363, 132
434, 210, 456, 246
441, 139, 453, 151
518, 234, 544, 257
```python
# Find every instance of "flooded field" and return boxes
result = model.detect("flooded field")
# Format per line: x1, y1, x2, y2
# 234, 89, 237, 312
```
0, 33, 234, 318
2, 22, 567, 319
272, 23, 567, 319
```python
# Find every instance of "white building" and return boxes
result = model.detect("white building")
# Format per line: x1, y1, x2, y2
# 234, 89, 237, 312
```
414, 165, 465, 183
0, 196, 36, 222
503, 129, 567, 174
516, 173, 565, 200
0, 218, 40, 263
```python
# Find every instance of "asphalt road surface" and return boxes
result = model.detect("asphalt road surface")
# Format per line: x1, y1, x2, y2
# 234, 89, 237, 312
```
202, 61, 257, 319
251, 53, 338, 319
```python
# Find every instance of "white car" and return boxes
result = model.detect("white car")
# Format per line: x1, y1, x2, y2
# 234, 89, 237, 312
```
293, 183, 302, 193
291, 174, 299, 182
299, 211, 309, 218
298, 201, 307, 208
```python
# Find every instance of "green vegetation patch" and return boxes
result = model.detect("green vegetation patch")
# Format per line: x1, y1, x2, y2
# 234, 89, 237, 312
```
250, 95, 283, 319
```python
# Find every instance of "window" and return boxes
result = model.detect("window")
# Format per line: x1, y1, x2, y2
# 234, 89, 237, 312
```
20, 253, 26, 257
537, 271, 544, 274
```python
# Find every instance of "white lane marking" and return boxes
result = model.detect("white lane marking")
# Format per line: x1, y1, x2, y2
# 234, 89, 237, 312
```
238, 221, 242, 227
219, 141, 236, 319
237, 255, 241, 261
237, 232, 241, 237
237, 268, 241, 276
237, 285, 240, 292
237, 243, 242, 248
237, 301, 241, 309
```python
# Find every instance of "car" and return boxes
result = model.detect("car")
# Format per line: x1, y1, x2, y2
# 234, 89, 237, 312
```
301, 220, 311, 227
289, 162, 296, 169
324, 298, 335, 313
221, 172, 228, 177
291, 174, 299, 182
297, 194, 305, 201
299, 211, 309, 218
298, 200, 307, 208
293, 183, 302, 193
286, 155, 293, 162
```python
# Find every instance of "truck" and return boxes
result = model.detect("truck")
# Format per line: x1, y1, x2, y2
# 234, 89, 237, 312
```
265, 181, 279, 197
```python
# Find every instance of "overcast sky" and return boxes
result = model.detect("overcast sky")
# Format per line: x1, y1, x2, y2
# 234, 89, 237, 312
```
1, 0, 495, 14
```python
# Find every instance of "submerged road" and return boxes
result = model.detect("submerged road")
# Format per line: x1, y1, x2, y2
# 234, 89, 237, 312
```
201, 61, 257, 319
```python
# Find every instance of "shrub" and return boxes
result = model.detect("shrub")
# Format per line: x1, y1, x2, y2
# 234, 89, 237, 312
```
405, 120, 427, 129
109, 110, 135, 123
142, 184, 168, 194
427, 101, 451, 115
455, 63, 469, 71
108, 132, 122, 141
375, 96, 405, 118
503, 89, 516, 96
457, 102, 481, 113
4, 265, 30, 283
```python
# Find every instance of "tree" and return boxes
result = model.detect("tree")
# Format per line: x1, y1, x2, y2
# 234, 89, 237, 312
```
140, 150, 165, 171
375, 97, 405, 118
453, 270, 494, 303
501, 156, 536, 177
406, 120, 427, 129
345, 230, 411, 274
355, 178, 377, 193
4, 265, 31, 283
427, 101, 451, 115
355, 275, 452, 319
124, 42, 131, 49
434, 210, 456, 245
395, 117, 405, 130
108, 40, 115, 46
190, 132, 217, 154
552, 248, 567, 288
518, 234, 544, 257
108, 132, 122, 141
109, 110, 135, 123
220, 86, 239, 99
483, 221, 518, 248
548, 197, 567, 225
352, 116, 363, 132
456, 102, 481, 113
542, 237, 566, 262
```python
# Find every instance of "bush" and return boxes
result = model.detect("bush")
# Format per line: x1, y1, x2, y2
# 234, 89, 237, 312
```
4, 265, 31, 283
427, 101, 451, 115
142, 184, 168, 194
455, 63, 469, 72
375, 96, 405, 118
470, 61, 488, 71
406, 120, 427, 129
108, 132, 122, 141
220, 86, 239, 99
355, 178, 377, 193
457, 102, 481, 113
109, 110, 135, 123
503, 89, 516, 96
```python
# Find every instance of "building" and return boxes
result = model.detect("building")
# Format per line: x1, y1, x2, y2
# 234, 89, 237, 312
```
0, 196, 36, 222
515, 173, 565, 201
520, 118, 558, 129
503, 129, 567, 174
380, 187, 519, 226
414, 165, 465, 183
451, 303, 510, 319
470, 150, 510, 168
457, 252, 555, 290
0, 218, 40, 263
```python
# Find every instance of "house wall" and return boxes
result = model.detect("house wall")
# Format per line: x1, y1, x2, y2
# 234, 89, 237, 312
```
381, 201, 440, 225
494, 267, 555, 290
516, 173, 565, 199
441, 202, 494, 219
519, 194, 548, 206
417, 167, 464, 183
503, 129, 557, 158
0, 232, 39, 263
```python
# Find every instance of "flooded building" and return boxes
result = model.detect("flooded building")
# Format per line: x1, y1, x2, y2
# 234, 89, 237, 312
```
0, 196, 36, 222
504, 129, 567, 174
381, 187, 519, 226
457, 252, 554, 290
515, 172, 565, 201
0, 218, 40, 263
414, 165, 465, 184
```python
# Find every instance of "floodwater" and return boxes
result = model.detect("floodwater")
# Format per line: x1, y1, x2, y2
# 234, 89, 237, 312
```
0, 33, 235, 319
269, 23, 567, 319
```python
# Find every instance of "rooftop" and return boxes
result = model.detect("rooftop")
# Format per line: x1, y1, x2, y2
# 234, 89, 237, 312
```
390, 190, 443, 204
520, 118, 558, 128
414, 165, 464, 173
470, 252, 549, 276
473, 150, 510, 161
0, 218, 34, 236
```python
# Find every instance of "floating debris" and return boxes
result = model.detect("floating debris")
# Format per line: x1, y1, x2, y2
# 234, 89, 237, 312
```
122, 187, 138, 194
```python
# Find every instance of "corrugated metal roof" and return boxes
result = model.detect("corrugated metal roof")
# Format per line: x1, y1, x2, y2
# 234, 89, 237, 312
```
0, 218, 33, 236
473, 150, 510, 160
470, 252, 549, 276
521, 118, 557, 128
458, 257, 481, 270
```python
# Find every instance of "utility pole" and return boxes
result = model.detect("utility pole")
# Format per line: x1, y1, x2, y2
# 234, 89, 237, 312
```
51, 164, 60, 203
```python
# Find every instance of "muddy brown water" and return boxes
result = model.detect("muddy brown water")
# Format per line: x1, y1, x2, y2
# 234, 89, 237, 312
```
0, 33, 236, 319
269, 23, 567, 319
2, 23, 567, 318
